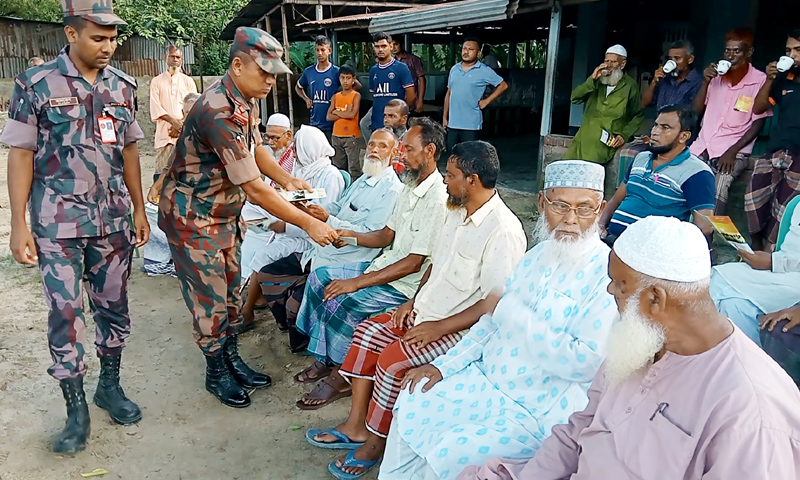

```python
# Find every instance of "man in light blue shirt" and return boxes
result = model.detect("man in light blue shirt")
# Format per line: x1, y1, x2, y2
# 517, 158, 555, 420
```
443, 37, 508, 154
251, 129, 404, 352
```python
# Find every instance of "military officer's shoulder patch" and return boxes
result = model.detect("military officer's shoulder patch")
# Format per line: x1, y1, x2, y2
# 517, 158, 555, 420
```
231, 101, 249, 127
15, 62, 58, 89
106, 65, 138, 88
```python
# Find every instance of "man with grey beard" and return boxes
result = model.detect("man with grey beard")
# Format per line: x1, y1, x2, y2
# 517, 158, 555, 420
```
307, 140, 526, 480
294, 120, 450, 410
465, 216, 800, 480
382, 160, 619, 480
565, 45, 644, 167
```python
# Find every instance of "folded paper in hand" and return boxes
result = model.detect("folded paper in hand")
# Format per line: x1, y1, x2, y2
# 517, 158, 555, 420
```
278, 188, 327, 202
704, 216, 754, 253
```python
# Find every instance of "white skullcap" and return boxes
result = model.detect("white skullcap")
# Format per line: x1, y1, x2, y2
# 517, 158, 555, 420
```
614, 216, 710, 282
606, 44, 628, 58
544, 160, 605, 192
266, 113, 291, 129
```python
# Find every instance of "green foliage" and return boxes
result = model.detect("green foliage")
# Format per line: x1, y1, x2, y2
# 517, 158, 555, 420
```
0, 0, 61, 22
289, 41, 315, 73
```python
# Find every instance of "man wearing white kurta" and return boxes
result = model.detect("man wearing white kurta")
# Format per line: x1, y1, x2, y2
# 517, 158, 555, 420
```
240, 125, 345, 324
461, 216, 800, 480
710, 196, 800, 345
240, 125, 345, 280
380, 160, 620, 480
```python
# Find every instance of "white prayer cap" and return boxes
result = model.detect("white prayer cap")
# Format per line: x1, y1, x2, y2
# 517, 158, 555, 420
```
614, 216, 711, 283
544, 160, 605, 192
266, 113, 291, 129
606, 44, 628, 58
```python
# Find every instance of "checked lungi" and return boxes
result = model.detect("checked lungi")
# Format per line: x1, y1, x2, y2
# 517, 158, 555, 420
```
745, 150, 800, 247
296, 263, 408, 365
257, 253, 310, 351
339, 313, 464, 437
700, 151, 749, 211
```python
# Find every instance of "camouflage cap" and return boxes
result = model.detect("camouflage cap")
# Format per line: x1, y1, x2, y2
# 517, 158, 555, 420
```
231, 27, 292, 75
61, 0, 126, 26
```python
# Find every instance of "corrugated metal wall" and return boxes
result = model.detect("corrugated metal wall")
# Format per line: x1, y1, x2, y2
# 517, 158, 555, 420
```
0, 17, 196, 78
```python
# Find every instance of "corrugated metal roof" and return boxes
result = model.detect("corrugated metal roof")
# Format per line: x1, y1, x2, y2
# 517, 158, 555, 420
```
298, 11, 391, 29
221, 0, 442, 40
369, 0, 521, 35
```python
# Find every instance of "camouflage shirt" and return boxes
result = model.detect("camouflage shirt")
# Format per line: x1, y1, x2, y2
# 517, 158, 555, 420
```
158, 73, 262, 250
1, 47, 144, 239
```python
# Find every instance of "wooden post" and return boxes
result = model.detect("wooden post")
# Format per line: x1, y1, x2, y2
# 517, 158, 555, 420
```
280, 4, 294, 127
265, 15, 279, 114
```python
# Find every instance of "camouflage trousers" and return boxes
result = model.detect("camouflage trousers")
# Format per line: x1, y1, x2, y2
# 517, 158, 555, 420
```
169, 240, 243, 355
34, 231, 134, 380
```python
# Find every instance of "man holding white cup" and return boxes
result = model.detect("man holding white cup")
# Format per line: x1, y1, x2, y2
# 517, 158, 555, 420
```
745, 29, 800, 251
692, 28, 771, 216
641, 40, 703, 111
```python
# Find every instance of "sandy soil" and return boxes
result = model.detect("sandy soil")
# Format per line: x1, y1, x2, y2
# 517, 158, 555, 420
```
0, 148, 537, 480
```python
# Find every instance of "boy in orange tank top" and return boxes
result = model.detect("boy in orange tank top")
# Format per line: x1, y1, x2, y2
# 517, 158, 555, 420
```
328, 65, 363, 178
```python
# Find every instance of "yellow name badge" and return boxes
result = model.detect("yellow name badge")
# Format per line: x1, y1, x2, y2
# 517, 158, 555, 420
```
734, 94, 754, 113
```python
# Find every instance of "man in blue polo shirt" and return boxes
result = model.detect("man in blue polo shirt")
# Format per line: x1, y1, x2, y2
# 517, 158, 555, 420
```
369, 32, 416, 134
599, 104, 715, 243
296, 36, 341, 141
443, 37, 508, 154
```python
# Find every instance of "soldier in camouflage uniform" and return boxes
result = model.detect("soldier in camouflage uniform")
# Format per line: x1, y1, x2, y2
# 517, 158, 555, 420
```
1, 0, 149, 454
158, 27, 338, 408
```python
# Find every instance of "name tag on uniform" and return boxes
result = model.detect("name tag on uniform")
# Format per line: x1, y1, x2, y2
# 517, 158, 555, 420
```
97, 116, 117, 143
49, 97, 79, 107
734, 94, 754, 113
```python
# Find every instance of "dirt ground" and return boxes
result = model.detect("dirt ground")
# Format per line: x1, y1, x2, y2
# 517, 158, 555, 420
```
0, 147, 537, 480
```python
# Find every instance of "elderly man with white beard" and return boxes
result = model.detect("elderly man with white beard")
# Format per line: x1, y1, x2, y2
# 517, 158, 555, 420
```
295, 120, 450, 410
565, 45, 644, 166
378, 160, 620, 480
462, 216, 800, 480
252, 128, 404, 353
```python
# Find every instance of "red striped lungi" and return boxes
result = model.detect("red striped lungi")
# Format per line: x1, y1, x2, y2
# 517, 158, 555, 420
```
339, 312, 464, 438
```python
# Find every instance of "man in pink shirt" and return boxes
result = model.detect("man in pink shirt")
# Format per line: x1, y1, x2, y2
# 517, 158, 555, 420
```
459, 216, 800, 480
691, 28, 771, 215
150, 45, 198, 173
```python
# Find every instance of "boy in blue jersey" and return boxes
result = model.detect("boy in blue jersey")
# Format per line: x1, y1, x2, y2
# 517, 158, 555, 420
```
599, 104, 715, 244
296, 36, 341, 141
369, 32, 416, 133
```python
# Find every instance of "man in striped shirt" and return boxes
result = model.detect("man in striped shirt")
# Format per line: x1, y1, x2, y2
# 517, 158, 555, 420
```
599, 104, 715, 244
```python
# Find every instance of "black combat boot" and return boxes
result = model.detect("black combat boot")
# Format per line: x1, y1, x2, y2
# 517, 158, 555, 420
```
94, 355, 142, 425
205, 352, 251, 408
223, 335, 272, 390
52, 378, 91, 454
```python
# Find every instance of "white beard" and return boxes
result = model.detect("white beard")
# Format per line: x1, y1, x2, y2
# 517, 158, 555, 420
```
600, 68, 625, 86
362, 154, 391, 178
603, 294, 667, 388
273, 146, 288, 160
533, 215, 601, 266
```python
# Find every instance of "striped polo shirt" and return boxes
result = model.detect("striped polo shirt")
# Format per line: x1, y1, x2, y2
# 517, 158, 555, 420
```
608, 149, 715, 237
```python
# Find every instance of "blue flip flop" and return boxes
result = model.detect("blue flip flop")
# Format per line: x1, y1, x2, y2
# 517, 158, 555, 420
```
327, 451, 378, 480
306, 428, 365, 450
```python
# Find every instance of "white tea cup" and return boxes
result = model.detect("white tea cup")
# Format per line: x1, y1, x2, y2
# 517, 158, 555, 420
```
777, 55, 795, 72
663, 60, 678, 74
716, 60, 732, 75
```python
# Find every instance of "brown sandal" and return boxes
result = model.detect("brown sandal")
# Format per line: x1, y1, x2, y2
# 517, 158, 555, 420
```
296, 376, 352, 410
293, 361, 332, 384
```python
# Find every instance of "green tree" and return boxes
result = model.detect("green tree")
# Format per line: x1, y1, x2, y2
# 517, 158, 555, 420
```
113, 0, 248, 75
1, 0, 61, 22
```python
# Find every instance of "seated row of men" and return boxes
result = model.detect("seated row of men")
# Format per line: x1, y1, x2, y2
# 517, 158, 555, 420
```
234, 117, 800, 480
572, 29, 800, 254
